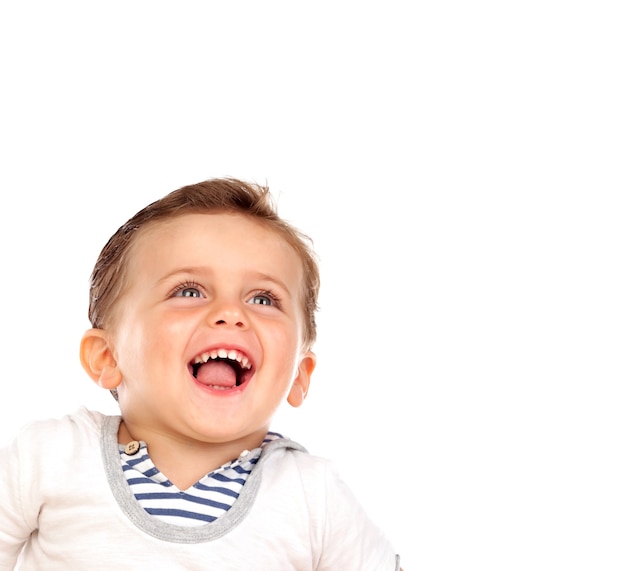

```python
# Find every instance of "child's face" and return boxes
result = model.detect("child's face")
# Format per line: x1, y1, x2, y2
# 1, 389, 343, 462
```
104, 212, 315, 445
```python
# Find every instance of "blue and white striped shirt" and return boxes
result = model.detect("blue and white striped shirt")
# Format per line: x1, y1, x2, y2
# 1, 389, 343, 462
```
119, 432, 283, 526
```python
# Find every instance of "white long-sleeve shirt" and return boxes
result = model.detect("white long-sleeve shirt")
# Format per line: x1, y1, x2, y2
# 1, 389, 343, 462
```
0, 408, 400, 570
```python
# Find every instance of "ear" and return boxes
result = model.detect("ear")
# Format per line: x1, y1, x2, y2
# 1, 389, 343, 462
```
79, 329, 122, 390
287, 351, 316, 408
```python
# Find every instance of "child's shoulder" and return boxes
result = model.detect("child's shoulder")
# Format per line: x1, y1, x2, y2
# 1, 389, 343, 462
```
260, 437, 341, 484
12, 407, 116, 450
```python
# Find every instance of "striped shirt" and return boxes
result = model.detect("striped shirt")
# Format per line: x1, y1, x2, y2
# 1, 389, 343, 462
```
119, 432, 283, 526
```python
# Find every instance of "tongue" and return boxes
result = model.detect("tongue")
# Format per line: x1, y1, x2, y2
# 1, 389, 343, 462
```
196, 361, 236, 388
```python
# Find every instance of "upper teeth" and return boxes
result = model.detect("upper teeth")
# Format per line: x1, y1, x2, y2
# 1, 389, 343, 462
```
193, 348, 251, 369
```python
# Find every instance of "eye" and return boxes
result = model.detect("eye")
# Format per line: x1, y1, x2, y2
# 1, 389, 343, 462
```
248, 290, 281, 308
178, 288, 202, 298
171, 282, 204, 298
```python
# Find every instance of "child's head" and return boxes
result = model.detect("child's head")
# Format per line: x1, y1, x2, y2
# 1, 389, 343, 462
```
88, 178, 319, 351
80, 178, 320, 445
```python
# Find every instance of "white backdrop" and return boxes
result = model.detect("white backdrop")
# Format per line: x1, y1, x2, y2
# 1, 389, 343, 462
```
1, 2, 625, 569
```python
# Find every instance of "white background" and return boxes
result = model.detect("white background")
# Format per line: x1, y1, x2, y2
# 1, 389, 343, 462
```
1, 2, 625, 569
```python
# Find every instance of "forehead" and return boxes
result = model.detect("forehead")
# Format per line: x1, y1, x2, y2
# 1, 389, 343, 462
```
128, 212, 303, 280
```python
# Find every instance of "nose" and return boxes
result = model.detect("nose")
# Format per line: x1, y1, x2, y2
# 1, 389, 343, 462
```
207, 298, 247, 329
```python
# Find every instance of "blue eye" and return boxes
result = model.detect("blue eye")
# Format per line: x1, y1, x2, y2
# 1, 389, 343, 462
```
172, 282, 204, 298
177, 287, 202, 298
249, 291, 281, 307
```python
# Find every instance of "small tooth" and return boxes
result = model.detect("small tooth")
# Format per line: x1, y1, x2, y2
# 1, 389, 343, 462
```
193, 355, 203, 364
210, 350, 219, 359
242, 356, 250, 369
200, 352, 210, 363
227, 350, 238, 361
217, 348, 228, 358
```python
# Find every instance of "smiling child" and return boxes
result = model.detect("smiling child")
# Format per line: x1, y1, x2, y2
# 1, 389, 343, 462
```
0, 178, 402, 570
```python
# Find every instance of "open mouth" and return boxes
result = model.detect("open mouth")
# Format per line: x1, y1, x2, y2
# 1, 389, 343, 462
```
191, 348, 252, 390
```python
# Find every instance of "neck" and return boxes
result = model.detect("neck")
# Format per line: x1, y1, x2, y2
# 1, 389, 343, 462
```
118, 420, 267, 490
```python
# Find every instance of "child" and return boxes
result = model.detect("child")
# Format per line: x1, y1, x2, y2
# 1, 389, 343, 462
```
0, 178, 402, 569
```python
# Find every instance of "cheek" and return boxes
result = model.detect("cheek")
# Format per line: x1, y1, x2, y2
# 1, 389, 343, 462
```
266, 327, 303, 374
139, 315, 192, 357
111, 313, 176, 370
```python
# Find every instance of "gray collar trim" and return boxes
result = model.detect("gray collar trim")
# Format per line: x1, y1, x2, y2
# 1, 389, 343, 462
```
100, 415, 306, 543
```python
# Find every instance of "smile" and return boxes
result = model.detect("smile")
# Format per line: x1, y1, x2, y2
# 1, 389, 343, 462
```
191, 348, 253, 389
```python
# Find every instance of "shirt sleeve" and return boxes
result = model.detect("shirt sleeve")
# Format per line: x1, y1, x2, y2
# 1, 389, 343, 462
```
0, 429, 40, 569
